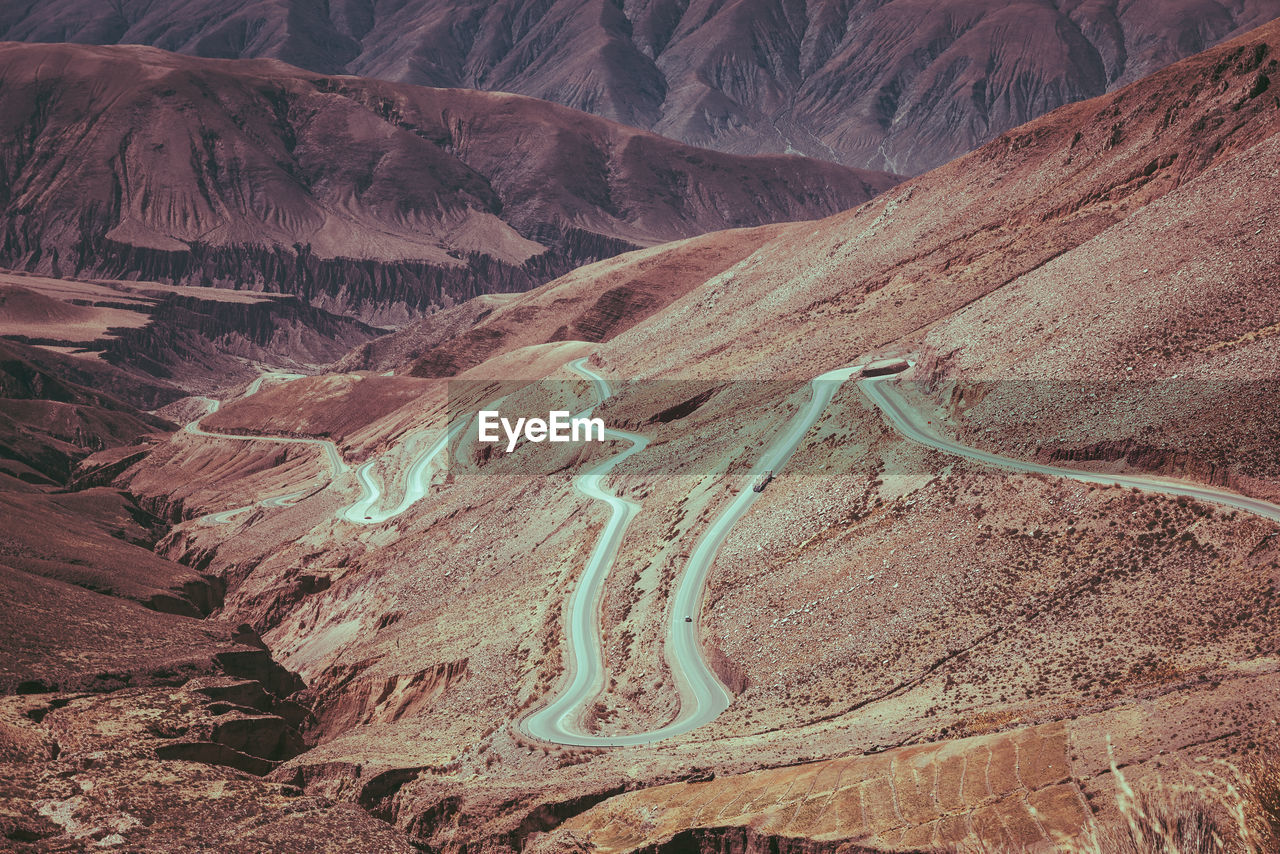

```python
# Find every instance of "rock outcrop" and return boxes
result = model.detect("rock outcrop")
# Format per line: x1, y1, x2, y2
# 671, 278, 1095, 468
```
2, 0, 1275, 173
0, 42, 897, 326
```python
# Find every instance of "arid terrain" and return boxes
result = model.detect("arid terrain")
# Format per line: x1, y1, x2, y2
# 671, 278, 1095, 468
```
0, 271, 380, 396
0, 42, 894, 328
2, 11, 1280, 854
3, 0, 1278, 173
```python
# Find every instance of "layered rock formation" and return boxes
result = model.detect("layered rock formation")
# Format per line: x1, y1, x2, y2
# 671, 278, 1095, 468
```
0, 42, 896, 326
2, 0, 1276, 173
5, 14, 1280, 854
0, 272, 380, 395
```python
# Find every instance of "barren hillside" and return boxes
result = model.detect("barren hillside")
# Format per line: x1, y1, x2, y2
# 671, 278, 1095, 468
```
3, 16, 1280, 854
3, 0, 1277, 173
0, 42, 895, 327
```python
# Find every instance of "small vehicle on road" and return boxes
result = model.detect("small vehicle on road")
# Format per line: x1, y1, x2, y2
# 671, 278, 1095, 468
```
684, 616, 693, 622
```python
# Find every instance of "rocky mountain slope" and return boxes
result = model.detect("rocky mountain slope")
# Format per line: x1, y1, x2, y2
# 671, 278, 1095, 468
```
5, 15, 1280, 854
0, 42, 895, 326
2, 0, 1277, 173
0, 338, 175, 486
337, 223, 790, 377
0, 272, 380, 394
76, 18, 1280, 854
0, 483, 384, 849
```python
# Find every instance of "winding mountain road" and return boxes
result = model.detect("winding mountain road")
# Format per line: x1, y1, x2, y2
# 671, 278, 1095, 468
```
859, 372, 1280, 524
187, 374, 346, 479
190, 372, 510, 528
340, 420, 469, 524
523, 361, 863, 746
529, 362, 1280, 747
188, 359, 1280, 748
523, 359, 654, 745
186, 373, 348, 524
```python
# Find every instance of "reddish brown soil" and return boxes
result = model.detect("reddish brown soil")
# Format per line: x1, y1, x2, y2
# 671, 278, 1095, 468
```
0, 42, 894, 326
2, 0, 1273, 174
6, 18, 1280, 854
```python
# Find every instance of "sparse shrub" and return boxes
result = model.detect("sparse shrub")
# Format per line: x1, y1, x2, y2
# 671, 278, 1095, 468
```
1240, 749, 1280, 848
1052, 787, 1230, 854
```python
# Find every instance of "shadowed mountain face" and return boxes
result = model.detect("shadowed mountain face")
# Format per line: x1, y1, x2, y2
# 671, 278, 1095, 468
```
101, 22, 1280, 854
2, 13, 1280, 854
2, 0, 1277, 173
0, 43, 895, 326
0, 339, 175, 486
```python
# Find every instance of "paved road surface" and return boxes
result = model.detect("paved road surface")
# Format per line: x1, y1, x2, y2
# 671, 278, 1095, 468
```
524, 361, 862, 746
185, 373, 344, 524
859, 372, 1280, 524
340, 419, 469, 524
523, 359, 653, 745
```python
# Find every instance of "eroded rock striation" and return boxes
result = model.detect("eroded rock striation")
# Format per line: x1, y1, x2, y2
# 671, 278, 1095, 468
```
0, 42, 896, 326
2, 0, 1276, 173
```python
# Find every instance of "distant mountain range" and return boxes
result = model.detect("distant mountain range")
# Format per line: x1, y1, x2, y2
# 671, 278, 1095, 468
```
0, 42, 894, 325
3, 0, 1276, 173
2, 12, 1280, 854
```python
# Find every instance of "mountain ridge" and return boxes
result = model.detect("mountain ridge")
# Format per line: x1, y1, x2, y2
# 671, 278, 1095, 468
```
2, 12, 1280, 854
2, 0, 1277, 173
0, 41, 895, 325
